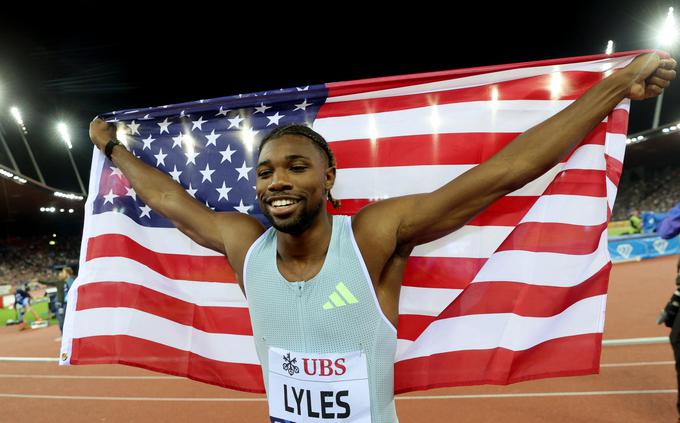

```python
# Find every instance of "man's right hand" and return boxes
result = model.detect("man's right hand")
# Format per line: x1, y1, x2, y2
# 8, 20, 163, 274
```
89, 117, 117, 150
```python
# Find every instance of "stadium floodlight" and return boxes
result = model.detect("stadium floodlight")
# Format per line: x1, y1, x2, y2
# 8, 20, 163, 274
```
605, 40, 614, 55
57, 122, 72, 149
658, 7, 678, 47
653, 7, 678, 129
9, 106, 45, 183
10, 106, 23, 126
56, 122, 86, 195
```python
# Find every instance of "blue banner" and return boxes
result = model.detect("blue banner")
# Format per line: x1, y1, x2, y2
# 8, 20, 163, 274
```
608, 234, 680, 261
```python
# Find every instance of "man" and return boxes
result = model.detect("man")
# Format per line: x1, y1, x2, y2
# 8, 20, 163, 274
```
10, 283, 43, 331
90, 53, 675, 422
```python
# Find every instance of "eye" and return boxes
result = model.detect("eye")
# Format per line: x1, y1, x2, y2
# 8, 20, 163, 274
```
290, 165, 307, 172
257, 169, 272, 178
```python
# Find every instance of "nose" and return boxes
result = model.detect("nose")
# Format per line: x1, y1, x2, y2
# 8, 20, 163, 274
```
267, 169, 293, 192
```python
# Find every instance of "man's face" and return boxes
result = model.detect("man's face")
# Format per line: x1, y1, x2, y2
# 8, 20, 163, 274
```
256, 135, 335, 234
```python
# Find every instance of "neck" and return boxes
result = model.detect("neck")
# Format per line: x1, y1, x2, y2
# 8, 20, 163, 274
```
276, 211, 333, 262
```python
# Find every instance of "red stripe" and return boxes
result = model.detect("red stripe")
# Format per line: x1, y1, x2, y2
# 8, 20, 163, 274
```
394, 332, 602, 393
543, 169, 607, 197
86, 234, 236, 283
70, 335, 265, 393
497, 222, 608, 254
605, 155, 623, 186
402, 257, 486, 289
607, 108, 630, 135
325, 50, 647, 98
397, 263, 611, 341
322, 71, 603, 118
331, 123, 609, 169
76, 282, 252, 336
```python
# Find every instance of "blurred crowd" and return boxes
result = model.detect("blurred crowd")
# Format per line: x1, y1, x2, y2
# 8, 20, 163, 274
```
0, 235, 80, 284
612, 165, 680, 221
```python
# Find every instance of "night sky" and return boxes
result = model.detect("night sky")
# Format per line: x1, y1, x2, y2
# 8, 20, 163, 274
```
0, 1, 678, 194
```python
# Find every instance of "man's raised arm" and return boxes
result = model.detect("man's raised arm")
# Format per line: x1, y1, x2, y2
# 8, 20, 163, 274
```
355, 53, 676, 251
89, 119, 264, 277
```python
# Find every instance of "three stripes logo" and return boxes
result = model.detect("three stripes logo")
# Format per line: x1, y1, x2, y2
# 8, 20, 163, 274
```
322, 282, 358, 310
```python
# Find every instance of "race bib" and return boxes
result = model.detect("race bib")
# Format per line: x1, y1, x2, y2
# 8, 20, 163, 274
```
268, 347, 371, 423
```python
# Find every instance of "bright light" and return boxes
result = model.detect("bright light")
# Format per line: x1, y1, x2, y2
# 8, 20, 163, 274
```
368, 115, 379, 143
68, 209, 74, 213
54, 191, 84, 201
40, 207, 45, 212
240, 127, 258, 152
636, 135, 645, 141
49, 240, 56, 246
550, 69, 563, 99
605, 40, 614, 55
429, 105, 441, 134
52, 234, 56, 237
12, 175, 26, 184
116, 124, 128, 147
663, 128, 671, 133
57, 122, 72, 149
10, 106, 22, 125
0, 169, 12, 178
658, 7, 678, 47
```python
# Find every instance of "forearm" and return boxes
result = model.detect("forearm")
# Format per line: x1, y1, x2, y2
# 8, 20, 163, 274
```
495, 68, 631, 189
108, 144, 190, 212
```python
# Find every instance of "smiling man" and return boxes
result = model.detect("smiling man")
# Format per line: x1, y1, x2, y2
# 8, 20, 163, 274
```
89, 53, 676, 422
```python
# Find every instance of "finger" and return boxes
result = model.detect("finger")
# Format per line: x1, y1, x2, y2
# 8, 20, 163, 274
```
645, 84, 664, 98
660, 58, 677, 70
655, 68, 677, 81
647, 76, 670, 88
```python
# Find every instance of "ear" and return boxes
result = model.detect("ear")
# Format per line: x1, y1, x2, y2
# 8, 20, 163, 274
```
325, 166, 336, 192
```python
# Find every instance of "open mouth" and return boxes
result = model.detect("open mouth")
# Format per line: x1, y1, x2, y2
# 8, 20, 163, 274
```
267, 198, 301, 216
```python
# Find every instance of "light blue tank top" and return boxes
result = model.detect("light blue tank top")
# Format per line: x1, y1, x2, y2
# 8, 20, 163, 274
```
244, 215, 398, 422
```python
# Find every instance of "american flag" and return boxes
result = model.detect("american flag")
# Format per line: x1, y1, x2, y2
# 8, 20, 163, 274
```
61, 51, 640, 394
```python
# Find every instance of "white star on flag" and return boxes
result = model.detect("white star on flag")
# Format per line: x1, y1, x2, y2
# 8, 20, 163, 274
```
154, 149, 167, 167
228, 115, 244, 129
266, 112, 284, 126
215, 182, 233, 201
220, 145, 236, 163
216, 106, 230, 117
158, 118, 172, 134
125, 187, 136, 201
294, 99, 311, 111
205, 130, 221, 146
169, 165, 182, 182
103, 189, 118, 205
296, 86, 310, 91
254, 103, 272, 114
142, 134, 156, 150
185, 150, 200, 165
235, 161, 252, 181
192, 116, 207, 131
171, 133, 184, 149
139, 205, 152, 218
110, 167, 123, 178
186, 183, 197, 198
234, 199, 252, 214
127, 120, 141, 135
200, 164, 215, 183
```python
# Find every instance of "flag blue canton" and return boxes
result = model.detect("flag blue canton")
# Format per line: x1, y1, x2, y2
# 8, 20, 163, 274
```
92, 85, 328, 228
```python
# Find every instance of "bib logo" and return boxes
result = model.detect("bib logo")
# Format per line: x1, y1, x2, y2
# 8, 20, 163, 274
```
282, 352, 299, 376
302, 357, 347, 377
616, 243, 633, 259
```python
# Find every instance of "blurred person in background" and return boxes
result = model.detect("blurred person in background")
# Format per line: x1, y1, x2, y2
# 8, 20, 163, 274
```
10, 282, 43, 331
656, 202, 680, 422
629, 209, 643, 234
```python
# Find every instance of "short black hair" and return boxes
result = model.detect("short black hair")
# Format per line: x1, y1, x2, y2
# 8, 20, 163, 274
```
259, 124, 340, 209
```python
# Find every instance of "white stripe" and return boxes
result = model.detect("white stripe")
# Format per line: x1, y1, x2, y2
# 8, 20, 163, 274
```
395, 294, 607, 361
83, 257, 247, 307
328, 56, 635, 103
412, 226, 513, 259
605, 133, 627, 164
89, 212, 222, 256
335, 143, 605, 201
399, 286, 463, 317
71, 308, 259, 365
520, 195, 607, 226
315, 100, 574, 142
471, 230, 609, 287
606, 177, 618, 212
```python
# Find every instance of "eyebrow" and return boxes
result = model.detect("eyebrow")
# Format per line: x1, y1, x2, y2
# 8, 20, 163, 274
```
257, 154, 311, 167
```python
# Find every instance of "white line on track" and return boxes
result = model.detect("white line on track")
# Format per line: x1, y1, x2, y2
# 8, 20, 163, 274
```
0, 390, 675, 402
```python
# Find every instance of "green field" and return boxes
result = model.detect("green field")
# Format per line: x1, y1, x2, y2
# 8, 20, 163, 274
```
0, 301, 57, 327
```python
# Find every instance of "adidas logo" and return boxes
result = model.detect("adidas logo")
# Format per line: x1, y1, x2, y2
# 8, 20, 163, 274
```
322, 282, 358, 310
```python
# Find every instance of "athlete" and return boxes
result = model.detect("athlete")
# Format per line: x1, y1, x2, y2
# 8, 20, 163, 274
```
89, 53, 676, 422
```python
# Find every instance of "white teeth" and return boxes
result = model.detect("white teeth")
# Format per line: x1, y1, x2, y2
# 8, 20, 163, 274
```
271, 199, 297, 207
